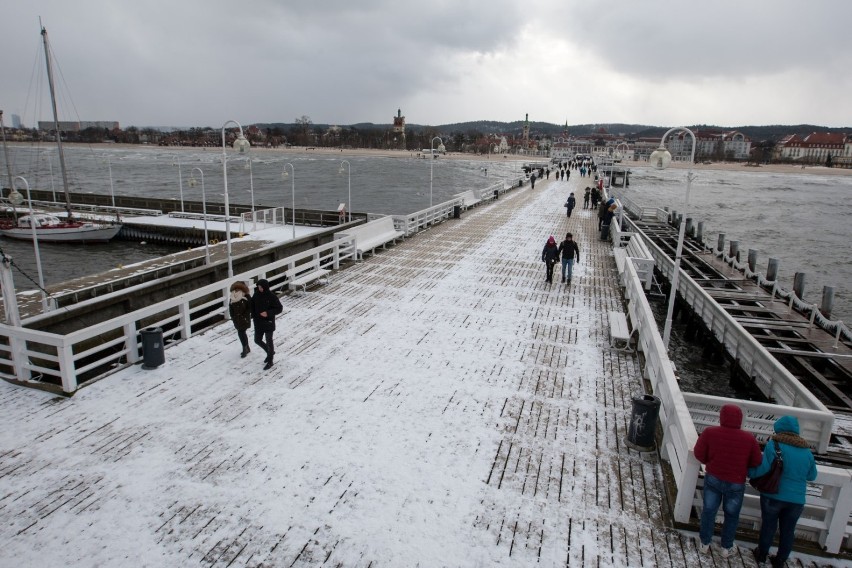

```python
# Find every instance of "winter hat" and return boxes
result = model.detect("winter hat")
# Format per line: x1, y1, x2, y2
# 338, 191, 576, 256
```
774, 415, 800, 435
547, 236, 556, 245
256, 278, 270, 291
230, 281, 250, 295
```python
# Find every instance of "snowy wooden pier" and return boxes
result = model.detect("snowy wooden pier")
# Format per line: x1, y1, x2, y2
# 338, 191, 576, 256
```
0, 178, 845, 566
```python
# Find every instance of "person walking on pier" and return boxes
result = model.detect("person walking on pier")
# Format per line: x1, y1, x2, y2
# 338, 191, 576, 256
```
541, 236, 559, 284
229, 281, 252, 358
557, 232, 580, 285
749, 416, 817, 568
694, 404, 762, 557
251, 279, 283, 370
583, 187, 591, 209
564, 192, 576, 218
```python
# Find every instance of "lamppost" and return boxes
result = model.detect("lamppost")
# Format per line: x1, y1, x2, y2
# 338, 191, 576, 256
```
188, 167, 210, 265
649, 127, 696, 349
8, 176, 48, 312
244, 158, 256, 230
173, 158, 185, 212
338, 160, 351, 222
221, 120, 250, 279
429, 136, 445, 207
281, 163, 296, 239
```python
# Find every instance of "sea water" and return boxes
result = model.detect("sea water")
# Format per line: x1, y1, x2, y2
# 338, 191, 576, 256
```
3, 146, 850, 327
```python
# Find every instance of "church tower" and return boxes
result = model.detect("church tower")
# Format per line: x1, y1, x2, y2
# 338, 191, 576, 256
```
392, 108, 406, 149
522, 113, 530, 150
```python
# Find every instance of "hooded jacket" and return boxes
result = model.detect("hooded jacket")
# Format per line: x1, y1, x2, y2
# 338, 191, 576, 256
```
694, 404, 762, 484
251, 279, 283, 332
228, 281, 252, 331
542, 238, 559, 263
748, 416, 817, 504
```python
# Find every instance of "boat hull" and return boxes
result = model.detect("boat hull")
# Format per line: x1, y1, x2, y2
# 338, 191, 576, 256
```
0, 224, 122, 243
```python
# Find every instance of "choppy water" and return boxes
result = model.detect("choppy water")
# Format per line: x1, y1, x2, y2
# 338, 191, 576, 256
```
3, 145, 851, 328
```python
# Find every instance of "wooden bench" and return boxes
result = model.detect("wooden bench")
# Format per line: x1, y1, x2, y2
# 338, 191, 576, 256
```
285, 258, 330, 294
458, 190, 481, 210
614, 235, 655, 290
335, 216, 405, 260
608, 310, 636, 351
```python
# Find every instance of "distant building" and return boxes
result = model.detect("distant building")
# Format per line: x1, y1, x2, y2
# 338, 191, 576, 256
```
11, 114, 22, 129
38, 120, 119, 132
775, 132, 849, 164
392, 109, 405, 149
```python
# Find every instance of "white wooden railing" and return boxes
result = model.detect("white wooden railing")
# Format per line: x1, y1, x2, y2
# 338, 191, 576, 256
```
615, 231, 852, 554
0, 236, 358, 393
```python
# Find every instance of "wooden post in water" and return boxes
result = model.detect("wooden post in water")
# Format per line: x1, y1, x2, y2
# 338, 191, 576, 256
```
685, 217, 694, 238
747, 249, 757, 273
716, 233, 725, 253
793, 272, 806, 300
696, 221, 704, 244
821, 286, 835, 318
767, 258, 780, 281
670, 209, 677, 226
729, 240, 739, 262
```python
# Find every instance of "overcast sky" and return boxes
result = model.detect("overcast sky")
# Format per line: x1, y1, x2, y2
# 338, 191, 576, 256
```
3, 0, 851, 129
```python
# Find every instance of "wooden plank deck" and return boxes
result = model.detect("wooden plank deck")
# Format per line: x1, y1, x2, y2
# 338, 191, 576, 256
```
0, 178, 842, 566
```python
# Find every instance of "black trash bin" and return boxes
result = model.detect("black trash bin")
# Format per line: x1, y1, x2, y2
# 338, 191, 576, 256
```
626, 394, 661, 451
140, 326, 165, 369
600, 222, 611, 241
493, 189, 499, 200
453, 205, 462, 219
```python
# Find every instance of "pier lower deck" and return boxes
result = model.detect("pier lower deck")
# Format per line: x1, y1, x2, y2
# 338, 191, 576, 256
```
0, 179, 841, 566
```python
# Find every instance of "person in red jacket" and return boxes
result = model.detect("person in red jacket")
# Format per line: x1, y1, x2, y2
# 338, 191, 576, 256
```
694, 404, 762, 556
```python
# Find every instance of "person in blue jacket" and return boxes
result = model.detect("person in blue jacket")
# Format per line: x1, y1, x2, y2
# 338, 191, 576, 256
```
749, 416, 817, 567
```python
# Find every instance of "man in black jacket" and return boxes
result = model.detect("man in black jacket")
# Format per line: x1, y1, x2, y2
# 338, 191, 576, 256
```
557, 233, 580, 285
251, 279, 283, 370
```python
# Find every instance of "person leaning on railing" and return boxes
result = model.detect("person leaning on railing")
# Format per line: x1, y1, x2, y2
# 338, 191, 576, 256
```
748, 416, 817, 568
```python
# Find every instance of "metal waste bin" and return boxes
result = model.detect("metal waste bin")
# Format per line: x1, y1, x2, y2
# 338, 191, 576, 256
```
494, 189, 499, 200
140, 326, 165, 369
600, 222, 611, 241
453, 205, 462, 219
626, 394, 661, 451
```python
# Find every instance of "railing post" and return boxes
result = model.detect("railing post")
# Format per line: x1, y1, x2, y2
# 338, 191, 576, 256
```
179, 302, 192, 340
823, 471, 852, 553
58, 341, 77, 393
124, 322, 140, 364
674, 452, 702, 523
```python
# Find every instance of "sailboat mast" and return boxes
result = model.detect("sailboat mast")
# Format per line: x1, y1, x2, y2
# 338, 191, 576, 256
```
40, 24, 73, 218
0, 110, 14, 197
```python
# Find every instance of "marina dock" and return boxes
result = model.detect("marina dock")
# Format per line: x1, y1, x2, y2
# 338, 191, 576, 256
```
0, 177, 847, 566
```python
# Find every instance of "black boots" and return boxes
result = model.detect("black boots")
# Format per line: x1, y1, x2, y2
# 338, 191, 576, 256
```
240, 345, 250, 358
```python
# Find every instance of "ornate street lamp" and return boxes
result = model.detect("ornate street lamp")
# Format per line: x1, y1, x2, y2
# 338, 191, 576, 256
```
281, 163, 296, 239
188, 167, 211, 265
429, 136, 446, 207
649, 127, 696, 348
221, 120, 250, 279
8, 176, 48, 312
338, 160, 351, 222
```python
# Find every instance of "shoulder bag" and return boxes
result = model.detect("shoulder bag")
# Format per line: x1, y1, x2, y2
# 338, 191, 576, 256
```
749, 442, 783, 494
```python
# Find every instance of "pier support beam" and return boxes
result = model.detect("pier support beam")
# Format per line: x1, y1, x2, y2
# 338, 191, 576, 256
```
821, 286, 835, 318
793, 272, 806, 300
767, 258, 780, 281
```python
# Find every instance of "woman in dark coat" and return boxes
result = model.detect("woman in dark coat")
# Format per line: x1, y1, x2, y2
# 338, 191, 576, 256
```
541, 236, 559, 283
229, 281, 252, 358
251, 279, 283, 370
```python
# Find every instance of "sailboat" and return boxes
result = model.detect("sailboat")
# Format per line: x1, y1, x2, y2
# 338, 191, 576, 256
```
0, 24, 121, 243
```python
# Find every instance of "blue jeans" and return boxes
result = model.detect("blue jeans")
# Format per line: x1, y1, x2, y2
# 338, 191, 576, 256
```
699, 473, 746, 548
756, 495, 804, 563
561, 258, 575, 281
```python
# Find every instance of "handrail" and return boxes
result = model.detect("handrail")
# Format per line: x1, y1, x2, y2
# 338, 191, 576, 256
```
617, 244, 852, 552
622, 216, 834, 452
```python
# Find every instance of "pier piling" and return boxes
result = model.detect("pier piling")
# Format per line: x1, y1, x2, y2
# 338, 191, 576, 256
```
793, 272, 807, 300
767, 258, 780, 281
729, 240, 739, 262
747, 249, 758, 273
716, 233, 725, 253
821, 286, 835, 318
696, 221, 704, 244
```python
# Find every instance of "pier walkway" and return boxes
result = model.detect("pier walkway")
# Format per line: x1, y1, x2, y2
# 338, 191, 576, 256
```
0, 177, 839, 566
